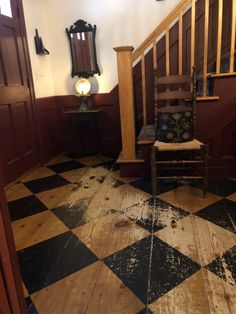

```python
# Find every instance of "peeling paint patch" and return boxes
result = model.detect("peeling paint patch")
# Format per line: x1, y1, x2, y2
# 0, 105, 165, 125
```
206, 245, 236, 286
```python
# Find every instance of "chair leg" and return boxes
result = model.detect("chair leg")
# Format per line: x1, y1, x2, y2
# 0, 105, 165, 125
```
151, 146, 157, 198
203, 144, 208, 198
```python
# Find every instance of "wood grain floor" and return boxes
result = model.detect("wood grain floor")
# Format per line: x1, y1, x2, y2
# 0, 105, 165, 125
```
6, 154, 236, 314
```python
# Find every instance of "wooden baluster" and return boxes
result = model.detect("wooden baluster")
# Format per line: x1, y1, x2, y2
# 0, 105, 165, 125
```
113, 46, 136, 161
165, 29, 170, 107
141, 53, 147, 139
132, 0, 191, 62
230, 0, 236, 72
203, 0, 209, 97
216, 0, 223, 74
166, 29, 170, 76
153, 40, 157, 69
179, 11, 183, 75
153, 42, 157, 140
193, 66, 197, 137
191, 0, 196, 72
154, 69, 159, 138
165, 29, 170, 106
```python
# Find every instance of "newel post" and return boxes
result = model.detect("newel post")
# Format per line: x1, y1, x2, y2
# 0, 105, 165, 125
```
114, 46, 136, 161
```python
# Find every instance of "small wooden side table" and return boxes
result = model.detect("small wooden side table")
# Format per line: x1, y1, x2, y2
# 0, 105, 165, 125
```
64, 109, 103, 154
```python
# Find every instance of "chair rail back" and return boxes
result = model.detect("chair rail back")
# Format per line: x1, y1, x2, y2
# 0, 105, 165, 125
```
154, 67, 197, 140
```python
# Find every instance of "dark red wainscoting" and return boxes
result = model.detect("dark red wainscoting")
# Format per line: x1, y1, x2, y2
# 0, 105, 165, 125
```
55, 86, 121, 157
35, 87, 121, 164
36, 76, 236, 178
197, 77, 236, 178
36, 97, 61, 163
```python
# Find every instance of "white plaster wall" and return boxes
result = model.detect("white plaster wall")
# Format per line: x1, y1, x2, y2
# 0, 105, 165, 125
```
23, 0, 55, 97
23, 0, 181, 97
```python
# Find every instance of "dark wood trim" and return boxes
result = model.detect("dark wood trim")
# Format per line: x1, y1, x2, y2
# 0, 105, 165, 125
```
16, 0, 43, 163
119, 161, 147, 177
0, 267, 11, 313
36, 97, 61, 163
0, 0, 40, 185
0, 165, 27, 314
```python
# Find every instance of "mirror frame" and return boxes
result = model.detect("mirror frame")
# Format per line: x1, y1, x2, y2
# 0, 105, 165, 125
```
66, 19, 100, 78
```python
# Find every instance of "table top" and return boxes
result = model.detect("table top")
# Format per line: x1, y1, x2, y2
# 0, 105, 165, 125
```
64, 109, 101, 114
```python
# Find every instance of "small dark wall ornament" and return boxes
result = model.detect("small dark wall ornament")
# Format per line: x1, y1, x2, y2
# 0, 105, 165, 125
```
34, 29, 50, 55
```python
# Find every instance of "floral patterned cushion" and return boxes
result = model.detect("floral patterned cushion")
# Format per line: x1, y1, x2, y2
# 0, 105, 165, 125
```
157, 106, 193, 143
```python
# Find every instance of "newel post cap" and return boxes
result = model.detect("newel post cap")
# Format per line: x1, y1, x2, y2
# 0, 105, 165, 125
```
113, 46, 134, 52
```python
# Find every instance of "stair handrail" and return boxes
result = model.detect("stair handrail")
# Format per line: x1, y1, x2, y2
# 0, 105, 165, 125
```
132, 0, 191, 63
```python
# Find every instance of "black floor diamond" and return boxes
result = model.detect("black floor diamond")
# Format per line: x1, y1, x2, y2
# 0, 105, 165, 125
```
130, 178, 181, 195
192, 178, 236, 197
104, 236, 200, 304
18, 231, 98, 294
206, 245, 236, 285
24, 175, 70, 194
52, 201, 89, 229
124, 198, 189, 233
47, 160, 86, 173
195, 199, 236, 234
8, 195, 48, 221
137, 308, 153, 314
65, 152, 93, 159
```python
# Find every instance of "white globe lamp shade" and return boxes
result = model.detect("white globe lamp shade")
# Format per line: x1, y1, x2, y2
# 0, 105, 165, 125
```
75, 78, 91, 96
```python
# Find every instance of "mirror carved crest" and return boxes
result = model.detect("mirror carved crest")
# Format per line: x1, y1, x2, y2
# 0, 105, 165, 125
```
66, 19, 100, 78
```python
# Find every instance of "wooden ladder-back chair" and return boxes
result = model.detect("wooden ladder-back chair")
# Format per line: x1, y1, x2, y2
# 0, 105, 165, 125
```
151, 67, 208, 197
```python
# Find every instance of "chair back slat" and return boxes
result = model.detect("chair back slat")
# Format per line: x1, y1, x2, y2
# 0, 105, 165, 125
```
156, 75, 191, 85
156, 90, 192, 100
158, 105, 192, 113
153, 67, 197, 140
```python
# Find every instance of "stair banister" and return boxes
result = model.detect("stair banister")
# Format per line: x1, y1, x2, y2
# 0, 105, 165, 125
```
132, 0, 191, 63
166, 28, 170, 76
141, 53, 147, 137
230, 0, 236, 72
216, 0, 223, 74
203, 0, 209, 97
179, 11, 183, 75
190, 0, 196, 72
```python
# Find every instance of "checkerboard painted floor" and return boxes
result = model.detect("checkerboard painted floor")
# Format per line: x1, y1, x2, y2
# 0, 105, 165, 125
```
6, 153, 236, 313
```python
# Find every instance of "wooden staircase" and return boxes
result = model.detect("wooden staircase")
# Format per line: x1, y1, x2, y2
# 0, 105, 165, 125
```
114, 0, 236, 177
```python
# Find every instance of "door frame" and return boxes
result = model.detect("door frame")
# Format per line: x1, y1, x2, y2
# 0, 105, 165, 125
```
0, 163, 27, 314
0, 0, 44, 184
0, 0, 42, 312
15, 0, 44, 165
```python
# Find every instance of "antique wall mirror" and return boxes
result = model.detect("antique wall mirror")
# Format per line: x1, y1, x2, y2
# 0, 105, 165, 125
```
66, 19, 100, 78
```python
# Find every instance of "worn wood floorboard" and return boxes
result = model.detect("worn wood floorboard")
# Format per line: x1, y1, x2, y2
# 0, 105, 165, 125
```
85, 263, 144, 314
149, 270, 209, 314
12, 211, 69, 250
73, 171, 151, 312
7, 156, 236, 313
32, 262, 102, 314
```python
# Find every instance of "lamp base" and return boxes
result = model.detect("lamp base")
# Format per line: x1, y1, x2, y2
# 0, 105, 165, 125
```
78, 101, 89, 112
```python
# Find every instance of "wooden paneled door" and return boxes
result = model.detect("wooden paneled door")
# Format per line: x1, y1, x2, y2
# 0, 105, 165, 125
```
0, 0, 39, 184
0, 164, 26, 313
